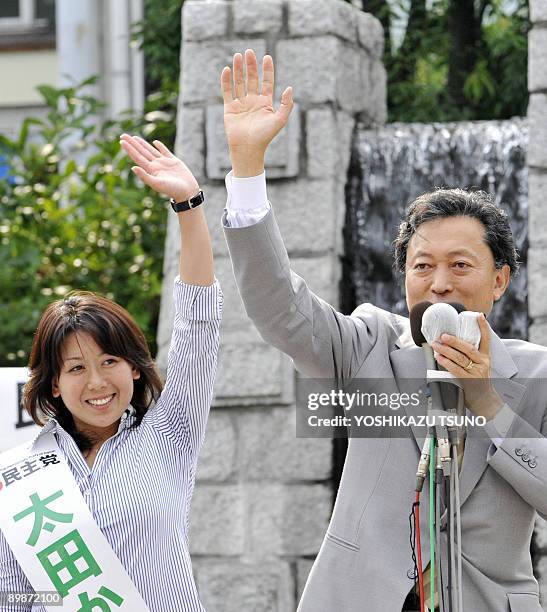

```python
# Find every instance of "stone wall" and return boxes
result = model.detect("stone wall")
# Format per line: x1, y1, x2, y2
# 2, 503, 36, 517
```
156, 1, 385, 609
528, 2, 547, 607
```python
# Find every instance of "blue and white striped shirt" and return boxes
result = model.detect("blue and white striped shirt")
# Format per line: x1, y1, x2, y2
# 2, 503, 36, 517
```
0, 277, 223, 611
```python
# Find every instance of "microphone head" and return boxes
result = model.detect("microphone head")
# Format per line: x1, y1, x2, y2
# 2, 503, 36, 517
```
458, 310, 482, 348
421, 303, 459, 344
409, 301, 432, 346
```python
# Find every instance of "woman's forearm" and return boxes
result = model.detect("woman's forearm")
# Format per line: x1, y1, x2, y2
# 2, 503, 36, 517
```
177, 206, 214, 286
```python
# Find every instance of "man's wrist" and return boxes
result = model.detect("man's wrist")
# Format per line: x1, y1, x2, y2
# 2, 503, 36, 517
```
475, 392, 504, 421
229, 146, 265, 178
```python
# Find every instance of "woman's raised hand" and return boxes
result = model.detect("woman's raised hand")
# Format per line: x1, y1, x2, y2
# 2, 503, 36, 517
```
119, 134, 200, 203
221, 49, 294, 177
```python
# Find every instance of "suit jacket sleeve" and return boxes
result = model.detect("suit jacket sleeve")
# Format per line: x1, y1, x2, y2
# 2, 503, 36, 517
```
223, 208, 385, 382
486, 407, 547, 519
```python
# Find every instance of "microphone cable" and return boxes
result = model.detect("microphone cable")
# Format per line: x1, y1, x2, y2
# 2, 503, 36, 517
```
429, 437, 436, 612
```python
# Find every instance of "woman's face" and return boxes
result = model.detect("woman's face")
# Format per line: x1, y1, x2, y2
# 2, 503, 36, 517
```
52, 331, 140, 440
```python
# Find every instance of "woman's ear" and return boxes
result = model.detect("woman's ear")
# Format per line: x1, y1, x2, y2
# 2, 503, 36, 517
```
132, 368, 141, 380
52, 378, 60, 398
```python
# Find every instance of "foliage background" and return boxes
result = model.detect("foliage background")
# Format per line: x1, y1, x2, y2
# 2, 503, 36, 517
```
0, 0, 529, 366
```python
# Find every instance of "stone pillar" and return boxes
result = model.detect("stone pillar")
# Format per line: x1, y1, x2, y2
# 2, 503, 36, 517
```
527, 1, 547, 607
156, 0, 385, 609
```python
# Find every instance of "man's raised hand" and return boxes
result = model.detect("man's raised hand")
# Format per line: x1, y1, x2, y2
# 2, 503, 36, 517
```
221, 49, 294, 177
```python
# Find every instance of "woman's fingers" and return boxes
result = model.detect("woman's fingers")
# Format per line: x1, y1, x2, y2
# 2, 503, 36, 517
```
261, 54, 274, 99
152, 139, 175, 158
131, 166, 163, 192
120, 134, 160, 161
233, 52, 245, 99
120, 138, 152, 171
133, 135, 161, 159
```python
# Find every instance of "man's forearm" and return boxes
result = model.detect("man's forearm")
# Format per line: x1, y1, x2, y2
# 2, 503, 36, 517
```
177, 207, 214, 286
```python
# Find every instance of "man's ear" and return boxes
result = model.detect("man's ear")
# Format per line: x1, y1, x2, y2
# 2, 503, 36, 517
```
493, 264, 510, 302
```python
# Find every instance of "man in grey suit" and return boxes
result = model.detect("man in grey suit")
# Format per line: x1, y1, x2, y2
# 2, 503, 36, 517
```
220, 49, 547, 612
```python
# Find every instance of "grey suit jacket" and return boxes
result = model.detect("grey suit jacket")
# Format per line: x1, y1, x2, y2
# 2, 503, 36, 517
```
223, 208, 547, 612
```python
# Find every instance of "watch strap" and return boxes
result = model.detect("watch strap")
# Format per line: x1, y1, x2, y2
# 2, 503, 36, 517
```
170, 190, 204, 213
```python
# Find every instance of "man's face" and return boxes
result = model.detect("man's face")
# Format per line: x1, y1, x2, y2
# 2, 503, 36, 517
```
405, 216, 510, 315
52, 332, 140, 439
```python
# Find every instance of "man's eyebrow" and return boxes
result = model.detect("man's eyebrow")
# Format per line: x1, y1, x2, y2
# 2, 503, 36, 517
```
410, 248, 479, 259
64, 352, 108, 362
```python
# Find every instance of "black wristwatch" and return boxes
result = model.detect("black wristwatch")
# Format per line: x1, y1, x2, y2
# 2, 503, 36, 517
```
169, 190, 204, 213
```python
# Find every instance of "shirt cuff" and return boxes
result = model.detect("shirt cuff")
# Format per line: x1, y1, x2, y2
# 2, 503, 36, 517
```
224, 170, 271, 228
173, 276, 223, 320
485, 402, 516, 447
226, 169, 268, 210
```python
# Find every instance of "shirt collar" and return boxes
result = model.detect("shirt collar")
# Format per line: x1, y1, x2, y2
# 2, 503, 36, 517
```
30, 405, 137, 450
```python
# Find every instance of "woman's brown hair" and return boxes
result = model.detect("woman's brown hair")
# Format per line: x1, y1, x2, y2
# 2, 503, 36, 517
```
23, 291, 163, 451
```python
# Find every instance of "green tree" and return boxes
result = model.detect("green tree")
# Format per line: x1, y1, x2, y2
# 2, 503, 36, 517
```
0, 79, 167, 366
356, 0, 529, 122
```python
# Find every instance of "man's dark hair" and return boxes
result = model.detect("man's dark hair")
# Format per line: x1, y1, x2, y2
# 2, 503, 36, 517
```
393, 188, 520, 276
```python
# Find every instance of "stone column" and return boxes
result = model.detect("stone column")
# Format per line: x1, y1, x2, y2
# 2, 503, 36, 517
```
527, 1, 547, 607
156, 0, 386, 609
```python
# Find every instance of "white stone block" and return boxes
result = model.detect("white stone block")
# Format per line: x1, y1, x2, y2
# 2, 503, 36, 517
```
196, 411, 237, 481
238, 405, 332, 481
528, 94, 547, 168
195, 561, 295, 612
529, 28, 547, 92
528, 247, 547, 318
233, 0, 283, 34
189, 484, 245, 554
289, 0, 358, 43
183, 0, 229, 42
357, 10, 384, 58
181, 40, 267, 104
530, 0, 547, 23
175, 106, 205, 181
528, 171, 547, 245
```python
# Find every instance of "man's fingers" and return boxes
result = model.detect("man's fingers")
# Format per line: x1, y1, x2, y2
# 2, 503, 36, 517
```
478, 313, 490, 355
277, 87, 294, 125
245, 49, 259, 94
261, 54, 274, 99
233, 52, 245, 99
221, 66, 234, 104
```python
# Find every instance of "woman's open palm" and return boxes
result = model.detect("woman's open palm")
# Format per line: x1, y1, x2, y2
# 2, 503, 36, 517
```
119, 134, 199, 202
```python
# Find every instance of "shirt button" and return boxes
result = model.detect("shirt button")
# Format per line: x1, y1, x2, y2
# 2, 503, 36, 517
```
522, 453, 530, 462
529, 459, 537, 469
515, 447, 523, 456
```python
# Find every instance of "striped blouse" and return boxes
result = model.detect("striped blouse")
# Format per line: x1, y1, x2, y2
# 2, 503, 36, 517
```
0, 277, 223, 611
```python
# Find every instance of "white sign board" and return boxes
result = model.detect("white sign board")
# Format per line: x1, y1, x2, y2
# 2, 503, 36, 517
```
0, 368, 40, 453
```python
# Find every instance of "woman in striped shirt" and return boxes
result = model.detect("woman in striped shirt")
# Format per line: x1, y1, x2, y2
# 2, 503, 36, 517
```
0, 135, 222, 611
